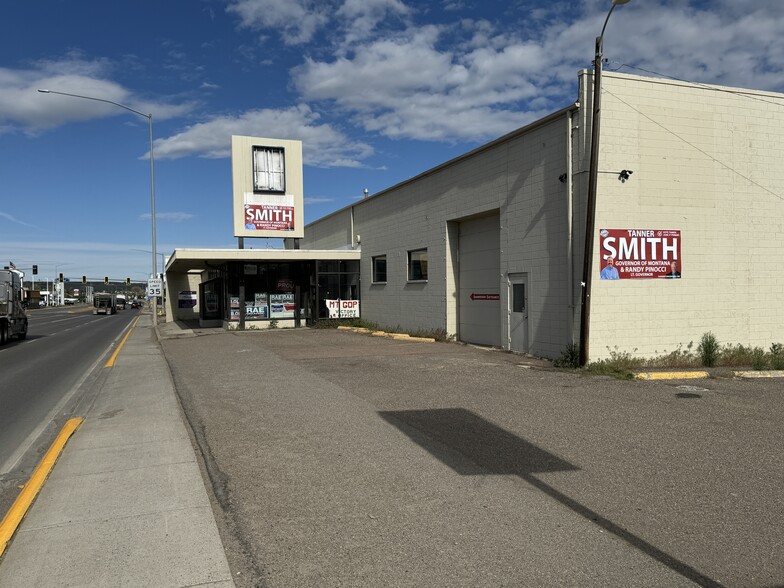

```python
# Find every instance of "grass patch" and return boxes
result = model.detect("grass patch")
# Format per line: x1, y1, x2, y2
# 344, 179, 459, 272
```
697, 332, 720, 367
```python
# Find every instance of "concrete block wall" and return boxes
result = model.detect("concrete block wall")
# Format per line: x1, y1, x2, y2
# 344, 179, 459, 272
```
166, 271, 203, 322
303, 113, 574, 358
589, 72, 784, 359
299, 209, 354, 250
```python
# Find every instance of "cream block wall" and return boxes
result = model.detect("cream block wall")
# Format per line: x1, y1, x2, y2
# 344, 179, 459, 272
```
588, 72, 784, 359
166, 271, 203, 321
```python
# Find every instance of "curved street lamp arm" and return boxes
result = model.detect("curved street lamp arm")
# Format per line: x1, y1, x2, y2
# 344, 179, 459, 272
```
37, 89, 151, 120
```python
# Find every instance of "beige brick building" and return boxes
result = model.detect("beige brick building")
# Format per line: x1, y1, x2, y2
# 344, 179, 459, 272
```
294, 71, 784, 361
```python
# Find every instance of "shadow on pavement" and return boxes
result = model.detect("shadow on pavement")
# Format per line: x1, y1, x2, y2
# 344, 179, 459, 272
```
380, 408, 723, 588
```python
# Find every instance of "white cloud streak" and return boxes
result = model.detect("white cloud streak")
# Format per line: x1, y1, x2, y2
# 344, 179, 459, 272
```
152, 104, 374, 167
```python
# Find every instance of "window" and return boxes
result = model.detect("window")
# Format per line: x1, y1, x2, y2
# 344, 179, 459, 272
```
408, 249, 428, 281
372, 256, 387, 283
512, 283, 525, 313
253, 146, 285, 193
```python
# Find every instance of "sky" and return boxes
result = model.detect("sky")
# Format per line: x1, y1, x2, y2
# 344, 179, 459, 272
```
1, 0, 783, 284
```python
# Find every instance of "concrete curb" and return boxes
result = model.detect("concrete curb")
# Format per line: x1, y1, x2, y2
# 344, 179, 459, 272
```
634, 371, 710, 380
734, 370, 784, 378
0, 418, 83, 556
338, 326, 436, 343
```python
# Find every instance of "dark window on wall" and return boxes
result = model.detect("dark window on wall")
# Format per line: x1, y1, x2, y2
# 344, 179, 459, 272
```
372, 256, 387, 283
408, 249, 428, 281
253, 146, 285, 193
316, 260, 361, 319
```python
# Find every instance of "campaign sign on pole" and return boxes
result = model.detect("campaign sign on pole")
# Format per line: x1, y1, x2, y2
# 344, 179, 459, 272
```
599, 228, 682, 280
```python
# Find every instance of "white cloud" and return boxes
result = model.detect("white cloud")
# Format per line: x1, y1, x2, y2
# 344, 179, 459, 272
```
337, 0, 411, 46
304, 196, 334, 204
227, 0, 332, 45
152, 104, 373, 167
288, 1, 784, 144
0, 212, 40, 229
0, 54, 194, 135
293, 24, 557, 141
139, 212, 195, 223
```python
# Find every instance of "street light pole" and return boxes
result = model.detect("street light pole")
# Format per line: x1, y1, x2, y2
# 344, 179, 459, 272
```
37, 88, 159, 326
578, 0, 630, 367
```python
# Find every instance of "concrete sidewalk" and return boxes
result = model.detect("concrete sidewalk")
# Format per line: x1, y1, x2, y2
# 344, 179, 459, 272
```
0, 312, 234, 588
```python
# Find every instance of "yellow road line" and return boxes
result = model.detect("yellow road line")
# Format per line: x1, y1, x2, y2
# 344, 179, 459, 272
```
0, 418, 83, 557
104, 315, 141, 368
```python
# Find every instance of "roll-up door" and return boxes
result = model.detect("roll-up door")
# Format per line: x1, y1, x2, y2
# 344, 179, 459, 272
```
458, 213, 501, 346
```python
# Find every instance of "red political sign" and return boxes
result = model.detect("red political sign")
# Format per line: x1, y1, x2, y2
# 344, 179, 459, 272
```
599, 228, 682, 280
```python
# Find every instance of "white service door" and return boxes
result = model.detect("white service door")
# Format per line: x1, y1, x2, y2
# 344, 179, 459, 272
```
508, 273, 529, 353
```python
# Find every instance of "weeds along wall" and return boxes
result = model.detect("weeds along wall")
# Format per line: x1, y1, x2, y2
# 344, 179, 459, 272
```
587, 72, 784, 359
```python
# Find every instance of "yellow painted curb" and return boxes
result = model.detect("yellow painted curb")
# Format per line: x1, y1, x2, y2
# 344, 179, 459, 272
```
339, 327, 436, 343
634, 371, 709, 380
0, 417, 84, 557
105, 315, 141, 367
734, 370, 784, 378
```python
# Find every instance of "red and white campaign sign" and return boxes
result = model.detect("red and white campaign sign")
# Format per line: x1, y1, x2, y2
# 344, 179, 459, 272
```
599, 228, 682, 280
244, 204, 295, 231
326, 299, 360, 318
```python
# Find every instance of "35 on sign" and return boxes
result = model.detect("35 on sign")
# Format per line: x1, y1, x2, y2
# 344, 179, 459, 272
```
147, 279, 163, 297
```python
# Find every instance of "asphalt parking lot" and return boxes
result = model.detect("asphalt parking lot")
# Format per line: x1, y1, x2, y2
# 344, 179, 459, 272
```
161, 328, 784, 588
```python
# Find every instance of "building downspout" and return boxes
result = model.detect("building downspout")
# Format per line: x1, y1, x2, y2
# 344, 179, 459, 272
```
566, 108, 575, 344
350, 206, 355, 249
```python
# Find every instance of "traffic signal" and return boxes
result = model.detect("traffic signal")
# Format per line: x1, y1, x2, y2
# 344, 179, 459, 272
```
82, 275, 87, 284
59, 272, 64, 283
104, 276, 109, 285
126, 277, 131, 285
32, 264, 38, 275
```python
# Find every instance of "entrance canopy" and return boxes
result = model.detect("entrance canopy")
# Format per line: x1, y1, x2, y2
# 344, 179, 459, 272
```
166, 248, 361, 274
163, 248, 362, 328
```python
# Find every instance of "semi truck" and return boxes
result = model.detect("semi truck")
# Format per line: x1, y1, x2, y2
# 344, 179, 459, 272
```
0, 268, 29, 344
93, 292, 117, 315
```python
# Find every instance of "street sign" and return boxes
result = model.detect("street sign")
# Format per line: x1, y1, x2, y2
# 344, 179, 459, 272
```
470, 293, 499, 301
147, 278, 163, 297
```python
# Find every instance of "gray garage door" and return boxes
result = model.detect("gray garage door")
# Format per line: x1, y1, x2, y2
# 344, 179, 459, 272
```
458, 212, 501, 346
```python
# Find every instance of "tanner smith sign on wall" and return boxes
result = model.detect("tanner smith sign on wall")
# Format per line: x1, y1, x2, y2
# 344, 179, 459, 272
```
599, 229, 682, 280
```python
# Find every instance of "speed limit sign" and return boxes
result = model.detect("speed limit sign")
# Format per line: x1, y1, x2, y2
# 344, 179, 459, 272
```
147, 278, 163, 297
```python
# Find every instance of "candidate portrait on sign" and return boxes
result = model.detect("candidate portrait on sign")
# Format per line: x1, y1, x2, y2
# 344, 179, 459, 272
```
665, 261, 681, 278
600, 256, 620, 280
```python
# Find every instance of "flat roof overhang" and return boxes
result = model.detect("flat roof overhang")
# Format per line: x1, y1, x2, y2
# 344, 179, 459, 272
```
166, 248, 362, 274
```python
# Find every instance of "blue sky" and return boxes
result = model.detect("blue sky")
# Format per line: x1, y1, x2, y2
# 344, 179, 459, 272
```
1, 0, 782, 283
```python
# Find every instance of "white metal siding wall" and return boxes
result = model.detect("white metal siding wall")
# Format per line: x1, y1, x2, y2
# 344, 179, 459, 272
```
459, 213, 501, 346
301, 209, 354, 250
588, 72, 784, 359
324, 115, 571, 357
302, 114, 572, 357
